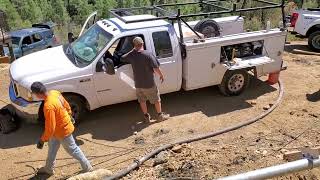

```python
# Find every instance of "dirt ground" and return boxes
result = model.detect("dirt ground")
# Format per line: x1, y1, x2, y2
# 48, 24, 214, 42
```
0, 41, 319, 180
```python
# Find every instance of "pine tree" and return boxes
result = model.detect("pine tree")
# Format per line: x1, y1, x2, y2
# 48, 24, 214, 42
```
50, 0, 70, 25
0, 0, 25, 29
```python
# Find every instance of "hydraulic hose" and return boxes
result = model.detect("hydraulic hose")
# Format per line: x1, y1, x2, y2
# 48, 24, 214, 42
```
105, 80, 284, 180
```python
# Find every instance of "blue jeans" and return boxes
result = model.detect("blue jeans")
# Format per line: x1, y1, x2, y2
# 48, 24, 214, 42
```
45, 134, 92, 171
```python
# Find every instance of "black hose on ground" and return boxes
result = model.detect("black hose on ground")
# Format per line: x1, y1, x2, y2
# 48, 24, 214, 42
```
105, 80, 284, 180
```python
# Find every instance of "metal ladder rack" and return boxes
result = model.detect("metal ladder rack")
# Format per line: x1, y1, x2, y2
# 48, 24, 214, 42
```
109, 0, 286, 43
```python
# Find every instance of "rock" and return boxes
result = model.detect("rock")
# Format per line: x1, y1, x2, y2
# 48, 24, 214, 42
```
250, 100, 257, 105
133, 131, 138, 135
262, 150, 268, 156
283, 150, 303, 162
232, 156, 246, 165
188, 129, 195, 134
172, 145, 183, 153
289, 111, 295, 115
263, 105, 270, 110
67, 169, 112, 180
167, 163, 175, 172
211, 139, 219, 144
180, 161, 194, 171
248, 154, 258, 161
302, 109, 308, 113
134, 136, 145, 145
153, 128, 170, 137
153, 151, 169, 166
309, 113, 319, 118
280, 149, 289, 154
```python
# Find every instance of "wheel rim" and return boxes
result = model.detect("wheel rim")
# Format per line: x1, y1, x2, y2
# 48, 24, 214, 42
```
228, 74, 245, 92
202, 26, 218, 38
312, 35, 320, 49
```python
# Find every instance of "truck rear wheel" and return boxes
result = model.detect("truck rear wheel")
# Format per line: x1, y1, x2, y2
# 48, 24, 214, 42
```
219, 70, 250, 96
308, 31, 320, 52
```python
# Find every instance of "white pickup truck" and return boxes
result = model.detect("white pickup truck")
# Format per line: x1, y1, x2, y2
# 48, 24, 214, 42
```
290, 8, 320, 52
9, 8, 287, 122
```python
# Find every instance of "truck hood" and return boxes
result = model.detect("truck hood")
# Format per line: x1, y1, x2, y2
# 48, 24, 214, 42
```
10, 46, 78, 87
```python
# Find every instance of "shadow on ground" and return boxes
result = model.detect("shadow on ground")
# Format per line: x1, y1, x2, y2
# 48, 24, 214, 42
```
306, 90, 320, 102
0, 78, 276, 149
285, 43, 314, 54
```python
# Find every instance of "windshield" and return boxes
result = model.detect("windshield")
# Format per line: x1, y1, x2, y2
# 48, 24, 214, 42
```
11, 37, 21, 48
71, 24, 113, 65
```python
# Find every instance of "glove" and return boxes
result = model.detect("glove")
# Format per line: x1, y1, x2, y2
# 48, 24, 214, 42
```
70, 116, 75, 124
37, 140, 44, 149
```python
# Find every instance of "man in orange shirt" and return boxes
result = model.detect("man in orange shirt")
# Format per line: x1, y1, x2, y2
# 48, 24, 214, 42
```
31, 82, 92, 175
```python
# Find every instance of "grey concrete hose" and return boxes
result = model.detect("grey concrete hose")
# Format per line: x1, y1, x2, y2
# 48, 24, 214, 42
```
105, 80, 284, 180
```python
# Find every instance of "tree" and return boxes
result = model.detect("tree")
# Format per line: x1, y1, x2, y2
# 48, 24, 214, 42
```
94, 0, 117, 18
50, 0, 70, 25
0, 0, 25, 29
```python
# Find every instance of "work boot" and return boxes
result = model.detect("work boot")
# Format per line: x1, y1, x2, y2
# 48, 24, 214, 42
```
157, 112, 170, 121
37, 166, 55, 175
144, 113, 151, 123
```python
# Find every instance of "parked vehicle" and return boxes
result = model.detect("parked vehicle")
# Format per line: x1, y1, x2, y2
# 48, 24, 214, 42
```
0, 10, 15, 63
290, 8, 320, 52
9, 1, 287, 122
4, 22, 58, 59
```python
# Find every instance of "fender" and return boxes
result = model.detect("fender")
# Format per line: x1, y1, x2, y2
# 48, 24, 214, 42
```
304, 19, 320, 36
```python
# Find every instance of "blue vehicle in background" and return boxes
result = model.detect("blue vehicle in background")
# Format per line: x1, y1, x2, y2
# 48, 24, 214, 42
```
5, 22, 59, 59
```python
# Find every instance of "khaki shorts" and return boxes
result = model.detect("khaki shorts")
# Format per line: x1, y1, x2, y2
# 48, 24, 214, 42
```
136, 86, 161, 104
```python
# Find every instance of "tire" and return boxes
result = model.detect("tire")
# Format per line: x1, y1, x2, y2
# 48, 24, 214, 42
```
308, 31, 320, 52
0, 111, 17, 134
64, 95, 87, 124
194, 19, 221, 38
219, 70, 250, 96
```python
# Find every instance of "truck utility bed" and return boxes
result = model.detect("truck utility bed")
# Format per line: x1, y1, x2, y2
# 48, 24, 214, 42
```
182, 29, 287, 90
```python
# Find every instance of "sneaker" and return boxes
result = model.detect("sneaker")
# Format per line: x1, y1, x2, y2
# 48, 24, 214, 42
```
157, 112, 170, 121
144, 113, 151, 123
37, 166, 55, 175
80, 166, 93, 173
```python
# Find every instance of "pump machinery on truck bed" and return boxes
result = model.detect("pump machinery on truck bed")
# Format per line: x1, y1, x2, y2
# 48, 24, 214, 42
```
9, 0, 288, 123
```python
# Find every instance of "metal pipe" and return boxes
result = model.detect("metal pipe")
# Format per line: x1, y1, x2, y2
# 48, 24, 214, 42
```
180, 18, 203, 39
177, 9, 184, 43
219, 157, 320, 180
254, 0, 279, 5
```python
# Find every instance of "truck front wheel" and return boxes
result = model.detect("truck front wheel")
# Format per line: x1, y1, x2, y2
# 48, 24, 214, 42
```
38, 95, 87, 124
308, 31, 320, 52
219, 70, 250, 96
64, 95, 86, 124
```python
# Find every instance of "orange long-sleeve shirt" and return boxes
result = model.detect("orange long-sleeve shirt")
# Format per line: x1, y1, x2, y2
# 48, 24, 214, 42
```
41, 90, 74, 142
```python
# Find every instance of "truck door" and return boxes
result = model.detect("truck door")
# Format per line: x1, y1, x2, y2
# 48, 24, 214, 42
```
148, 27, 182, 93
31, 33, 46, 51
79, 11, 97, 37
93, 33, 149, 106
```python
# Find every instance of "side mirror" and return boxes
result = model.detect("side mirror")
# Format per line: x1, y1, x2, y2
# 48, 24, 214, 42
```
96, 58, 115, 75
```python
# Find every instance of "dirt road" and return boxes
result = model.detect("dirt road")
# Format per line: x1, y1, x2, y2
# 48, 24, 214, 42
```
0, 41, 319, 180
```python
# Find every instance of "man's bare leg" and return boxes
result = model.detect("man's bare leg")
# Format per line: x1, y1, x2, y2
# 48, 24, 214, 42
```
154, 100, 162, 114
139, 101, 148, 114
154, 101, 170, 121
139, 101, 150, 122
